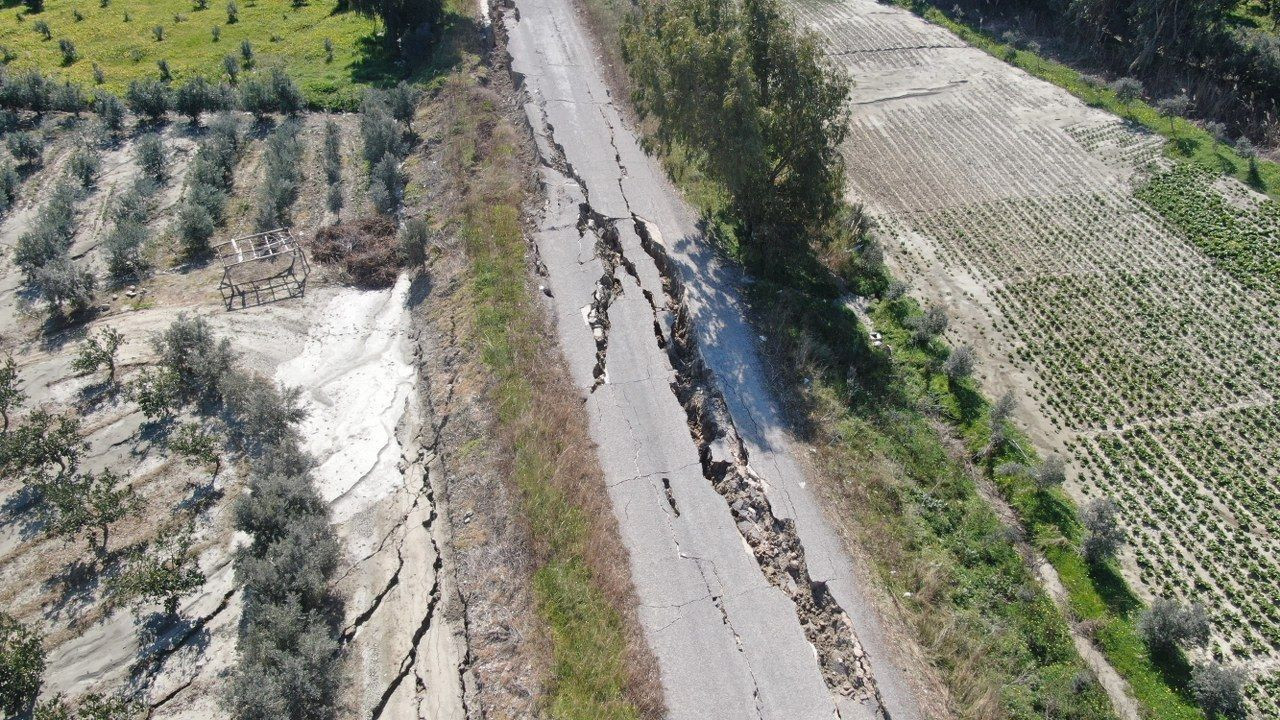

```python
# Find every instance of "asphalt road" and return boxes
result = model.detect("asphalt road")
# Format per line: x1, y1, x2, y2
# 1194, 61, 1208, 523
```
503, 0, 924, 717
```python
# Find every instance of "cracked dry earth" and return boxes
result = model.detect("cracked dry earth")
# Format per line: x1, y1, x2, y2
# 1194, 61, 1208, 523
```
503, 0, 927, 716
276, 274, 468, 720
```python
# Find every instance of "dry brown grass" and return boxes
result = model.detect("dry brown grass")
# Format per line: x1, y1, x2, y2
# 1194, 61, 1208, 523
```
425, 25, 663, 716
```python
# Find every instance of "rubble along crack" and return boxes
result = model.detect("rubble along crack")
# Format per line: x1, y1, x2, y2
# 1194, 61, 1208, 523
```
631, 216, 891, 717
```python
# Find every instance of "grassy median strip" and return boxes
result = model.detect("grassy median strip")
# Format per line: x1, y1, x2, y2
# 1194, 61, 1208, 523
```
441, 40, 660, 718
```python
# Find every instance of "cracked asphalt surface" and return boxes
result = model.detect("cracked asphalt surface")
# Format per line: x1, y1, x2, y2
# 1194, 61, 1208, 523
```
503, 0, 925, 716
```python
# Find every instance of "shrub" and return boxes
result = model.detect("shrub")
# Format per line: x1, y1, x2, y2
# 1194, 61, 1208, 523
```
240, 39, 252, 66
1138, 597, 1211, 653
370, 152, 404, 214
942, 344, 974, 382
156, 58, 172, 83
153, 313, 235, 405
0, 612, 44, 717
175, 75, 228, 125
1080, 497, 1124, 564
227, 0, 239, 24
177, 201, 215, 257
0, 162, 17, 214
1191, 663, 1245, 719
51, 82, 86, 114
398, 217, 431, 268
326, 184, 343, 217
112, 179, 155, 225
358, 98, 404, 165
910, 305, 948, 346
254, 120, 302, 230
32, 258, 96, 316
134, 133, 166, 180
71, 327, 123, 383
152, 24, 165, 41
105, 222, 150, 279
0, 70, 52, 113
385, 81, 422, 128
323, 37, 333, 62
1034, 454, 1066, 491
67, 148, 100, 188
57, 38, 76, 65
95, 91, 125, 132
322, 119, 341, 183
0, 46, 16, 64
6, 131, 42, 167
125, 78, 171, 121
224, 598, 341, 720
33, 20, 52, 41
1109, 76, 1144, 104
211, 25, 220, 42
221, 374, 304, 454
92, 63, 103, 84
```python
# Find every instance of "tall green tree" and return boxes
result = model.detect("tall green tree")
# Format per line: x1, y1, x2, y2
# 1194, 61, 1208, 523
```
350, 0, 442, 54
624, 0, 850, 258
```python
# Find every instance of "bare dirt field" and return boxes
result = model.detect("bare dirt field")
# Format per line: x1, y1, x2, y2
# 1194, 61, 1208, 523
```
796, 0, 1280, 713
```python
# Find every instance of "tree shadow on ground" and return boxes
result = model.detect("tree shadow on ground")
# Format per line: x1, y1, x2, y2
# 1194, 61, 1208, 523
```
0, 484, 46, 541
1088, 559, 1141, 617
42, 548, 122, 627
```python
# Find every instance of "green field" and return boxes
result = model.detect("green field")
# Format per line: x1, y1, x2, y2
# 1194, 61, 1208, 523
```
0, 0, 392, 108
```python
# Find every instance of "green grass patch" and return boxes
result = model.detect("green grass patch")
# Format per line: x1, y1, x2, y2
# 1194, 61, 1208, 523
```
0, 0, 391, 108
465, 196, 641, 720
894, 0, 1280, 199
448, 54, 644, 716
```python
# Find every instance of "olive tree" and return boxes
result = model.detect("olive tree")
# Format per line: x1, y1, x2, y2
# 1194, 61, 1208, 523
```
911, 305, 948, 346
1080, 497, 1124, 564
0, 356, 24, 431
71, 327, 124, 383
0, 612, 44, 716
1138, 597, 1211, 653
1191, 663, 1246, 719
108, 523, 205, 615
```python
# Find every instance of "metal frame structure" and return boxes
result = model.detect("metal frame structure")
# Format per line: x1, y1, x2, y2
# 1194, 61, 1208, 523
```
215, 228, 310, 310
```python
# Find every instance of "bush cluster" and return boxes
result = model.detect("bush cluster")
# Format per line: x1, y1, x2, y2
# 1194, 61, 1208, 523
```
359, 84, 419, 215
13, 179, 96, 316
254, 120, 302, 230
178, 113, 241, 257
322, 118, 342, 216
105, 177, 157, 279
238, 67, 303, 119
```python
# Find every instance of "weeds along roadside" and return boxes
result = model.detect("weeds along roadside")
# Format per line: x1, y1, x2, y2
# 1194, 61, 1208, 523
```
575, 0, 1209, 718
434, 17, 663, 719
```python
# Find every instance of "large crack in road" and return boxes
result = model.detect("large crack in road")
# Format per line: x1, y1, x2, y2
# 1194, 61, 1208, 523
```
501, 0, 926, 716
